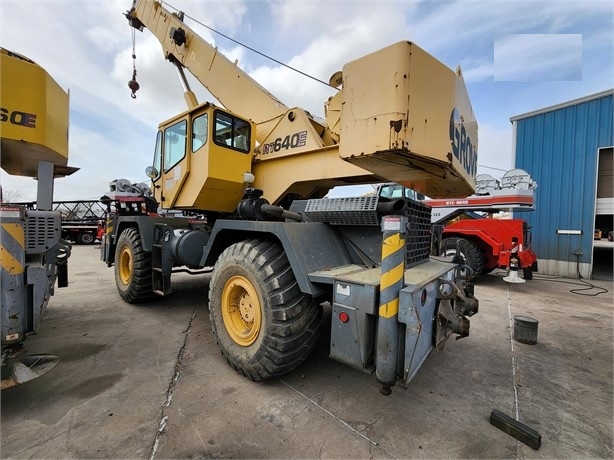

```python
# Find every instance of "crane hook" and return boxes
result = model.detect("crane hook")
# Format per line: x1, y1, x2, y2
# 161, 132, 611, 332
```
128, 27, 139, 99
128, 67, 140, 99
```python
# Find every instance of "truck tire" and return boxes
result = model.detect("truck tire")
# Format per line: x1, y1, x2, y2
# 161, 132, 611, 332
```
441, 237, 485, 279
76, 232, 95, 245
114, 227, 154, 303
523, 267, 533, 280
208, 239, 322, 381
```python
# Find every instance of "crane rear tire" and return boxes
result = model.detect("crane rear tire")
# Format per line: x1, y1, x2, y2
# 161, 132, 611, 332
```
441, 237, 485, 279
114, 227, 154, 303
208, 239, 322, 381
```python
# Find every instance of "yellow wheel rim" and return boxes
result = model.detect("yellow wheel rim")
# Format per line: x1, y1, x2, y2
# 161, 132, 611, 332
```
221, 275, 262, 346
118, 245, 133, 286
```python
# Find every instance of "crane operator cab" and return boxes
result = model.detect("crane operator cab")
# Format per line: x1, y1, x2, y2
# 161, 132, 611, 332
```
145, 102, 254, 213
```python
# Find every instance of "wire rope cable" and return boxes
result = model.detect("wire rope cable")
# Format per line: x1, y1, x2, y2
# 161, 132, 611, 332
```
162, 0, 338, 90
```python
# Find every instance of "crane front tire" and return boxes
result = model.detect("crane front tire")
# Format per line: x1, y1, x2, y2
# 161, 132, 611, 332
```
114, 227, 154, 303
209, 239, 322, 381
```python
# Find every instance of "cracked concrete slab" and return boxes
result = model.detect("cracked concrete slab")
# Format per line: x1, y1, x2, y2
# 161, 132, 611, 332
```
1, 246, 612, 459
0, 246, 200, 459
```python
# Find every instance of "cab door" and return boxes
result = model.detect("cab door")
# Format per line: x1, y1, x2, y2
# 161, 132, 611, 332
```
155, 118, 190, 209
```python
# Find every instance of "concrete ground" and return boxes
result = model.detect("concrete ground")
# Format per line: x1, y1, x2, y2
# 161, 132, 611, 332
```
1, 245, 612, 459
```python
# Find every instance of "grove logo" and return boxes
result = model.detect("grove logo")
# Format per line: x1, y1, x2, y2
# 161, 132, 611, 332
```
449, 108, 477, 177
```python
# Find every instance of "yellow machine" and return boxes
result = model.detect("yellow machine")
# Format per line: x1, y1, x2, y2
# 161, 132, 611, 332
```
0, 48, 77, 389
102, 0, 480, 395
126, 0, 477, 214
0, 48, 74, 177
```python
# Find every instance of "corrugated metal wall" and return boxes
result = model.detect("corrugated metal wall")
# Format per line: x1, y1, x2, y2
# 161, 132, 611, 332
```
511, 90, 613, 276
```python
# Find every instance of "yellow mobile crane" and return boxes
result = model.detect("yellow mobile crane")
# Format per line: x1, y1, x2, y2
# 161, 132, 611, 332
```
1, 48, 77, 389
102, 0, 479, 395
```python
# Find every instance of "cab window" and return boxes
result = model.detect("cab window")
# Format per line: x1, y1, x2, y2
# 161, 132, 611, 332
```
152, 130, 162, 180
192, 113, 208, 152
213, 111, 250, 153
164, 120, 187, 173
379, 184, 423, 200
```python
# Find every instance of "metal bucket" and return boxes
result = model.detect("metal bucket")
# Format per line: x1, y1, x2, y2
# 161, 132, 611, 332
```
513, 316, 539, 345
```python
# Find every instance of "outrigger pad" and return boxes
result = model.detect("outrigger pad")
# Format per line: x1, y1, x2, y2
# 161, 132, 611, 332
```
1, 354, 60, 390
489, 409, 541, 450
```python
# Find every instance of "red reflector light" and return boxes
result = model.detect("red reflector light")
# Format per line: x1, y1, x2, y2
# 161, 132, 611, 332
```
339, 311, 350, 323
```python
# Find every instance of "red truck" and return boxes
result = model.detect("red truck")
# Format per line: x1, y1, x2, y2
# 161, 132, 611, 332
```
11, 200, 106, 244
379, 169, 539, 282
61, 218, 104, 244
434, 217, 537, 280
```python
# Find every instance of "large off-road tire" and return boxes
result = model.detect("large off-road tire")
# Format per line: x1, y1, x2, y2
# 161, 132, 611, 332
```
208, 239, 322, 381
114, 227, 154, 303
441, 237, 485, 279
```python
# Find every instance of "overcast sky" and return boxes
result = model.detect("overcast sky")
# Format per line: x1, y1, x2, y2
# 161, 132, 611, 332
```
1, 0, 612, 202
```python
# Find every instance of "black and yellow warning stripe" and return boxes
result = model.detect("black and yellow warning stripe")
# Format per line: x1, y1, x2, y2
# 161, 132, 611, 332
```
0, 222, 25, 275
378, 232, 405, 318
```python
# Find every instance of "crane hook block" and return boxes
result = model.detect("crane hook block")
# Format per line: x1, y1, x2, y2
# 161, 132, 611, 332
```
128, 67, 140, 99
128, 79, 140, 99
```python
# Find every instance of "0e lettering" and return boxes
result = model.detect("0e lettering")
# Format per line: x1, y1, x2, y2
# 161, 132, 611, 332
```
0, 108, 37, 128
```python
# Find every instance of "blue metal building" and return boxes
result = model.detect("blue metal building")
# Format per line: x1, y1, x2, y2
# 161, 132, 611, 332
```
510, 89, 613, 278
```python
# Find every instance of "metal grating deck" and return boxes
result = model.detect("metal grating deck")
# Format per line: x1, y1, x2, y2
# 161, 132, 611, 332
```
304, 196, 380, 226
405, 199, 432, 267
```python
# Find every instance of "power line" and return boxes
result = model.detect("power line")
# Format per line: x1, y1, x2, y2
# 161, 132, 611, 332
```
162, 1, 338, 90
477, 164, 509, 172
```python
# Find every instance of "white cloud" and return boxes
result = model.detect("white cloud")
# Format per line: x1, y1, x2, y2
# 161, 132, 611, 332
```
494, 34, 583, 81
270, 0, 419, 40
248, 1, 413, 117
475, 123, 515, 175
459, 57, 494, 83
